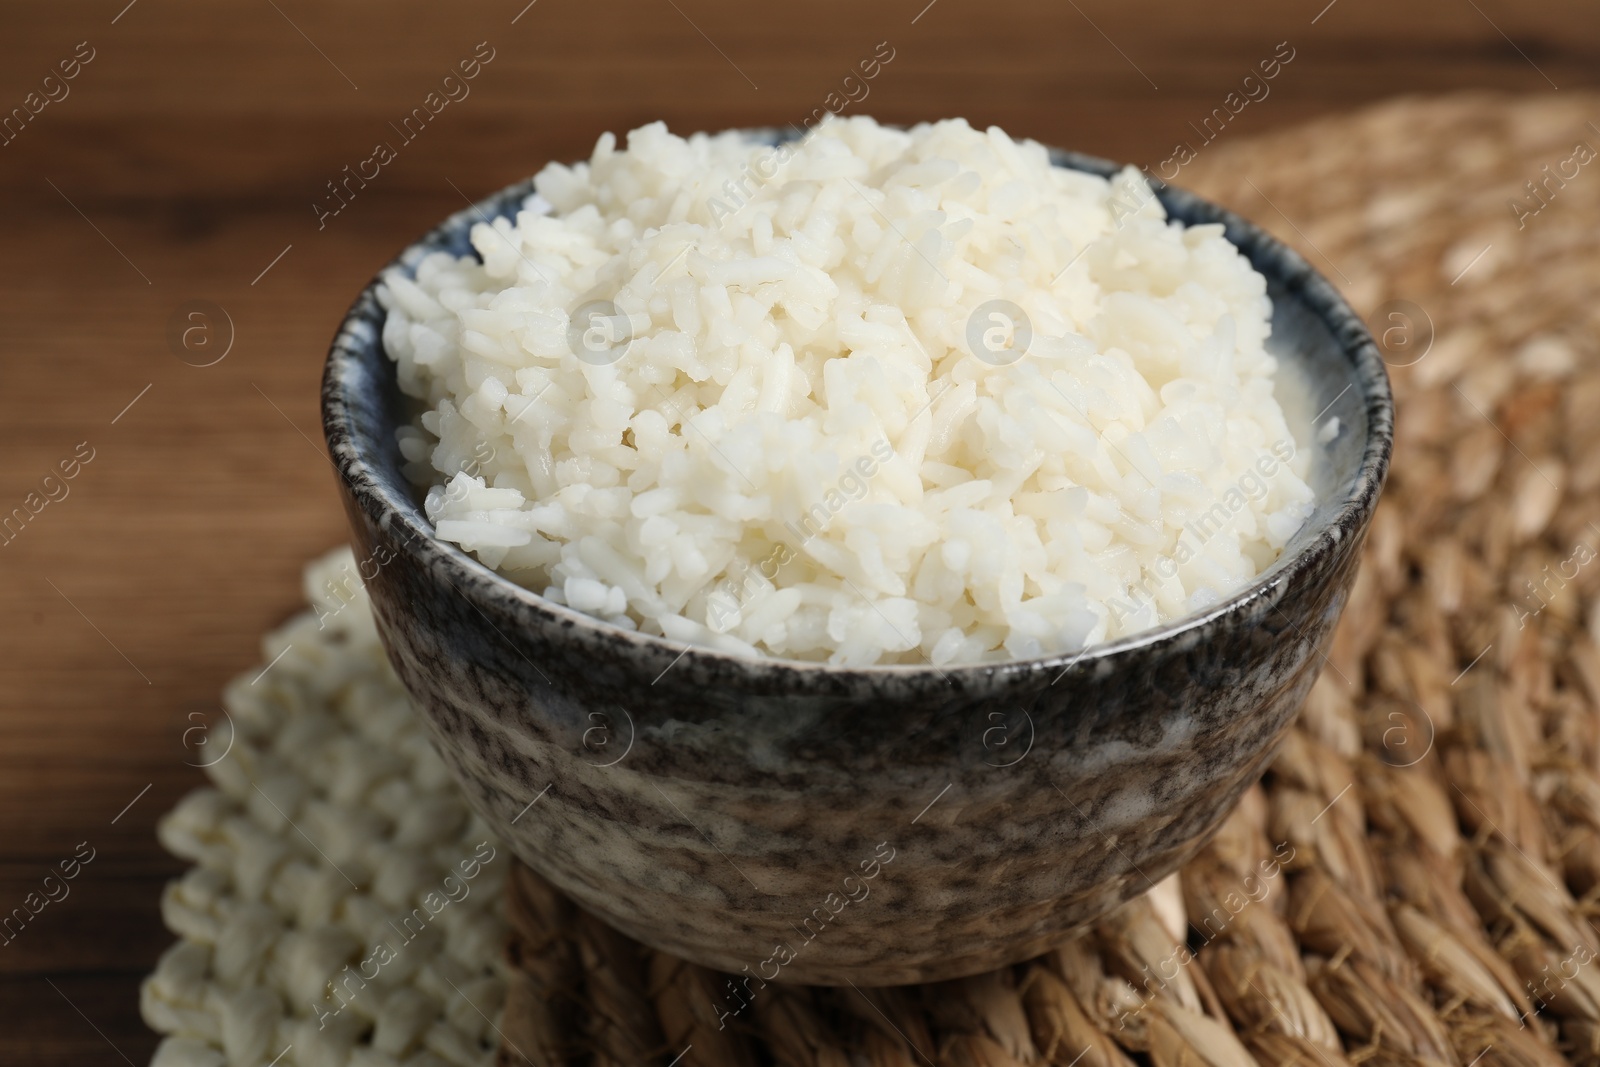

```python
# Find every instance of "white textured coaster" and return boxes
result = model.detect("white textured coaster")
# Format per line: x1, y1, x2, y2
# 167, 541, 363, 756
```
142, 548, 510, 1067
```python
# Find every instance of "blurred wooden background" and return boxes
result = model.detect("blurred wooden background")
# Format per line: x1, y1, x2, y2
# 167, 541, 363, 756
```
0, 0, 1595, 1062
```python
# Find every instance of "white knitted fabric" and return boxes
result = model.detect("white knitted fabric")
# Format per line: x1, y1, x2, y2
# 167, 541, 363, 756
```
142, 548, 509, 1067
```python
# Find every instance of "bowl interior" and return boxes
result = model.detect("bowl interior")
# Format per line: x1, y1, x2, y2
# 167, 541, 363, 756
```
325, 143, 1390, 682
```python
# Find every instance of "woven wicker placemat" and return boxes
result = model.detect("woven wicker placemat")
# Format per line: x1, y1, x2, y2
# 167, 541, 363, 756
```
497, 93, 1600, 1067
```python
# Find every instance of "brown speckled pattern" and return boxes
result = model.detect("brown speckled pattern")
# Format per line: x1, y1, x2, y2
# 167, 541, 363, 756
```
320, 145, 1393, 986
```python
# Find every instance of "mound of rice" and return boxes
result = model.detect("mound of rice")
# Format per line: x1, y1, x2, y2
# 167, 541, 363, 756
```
378, 117, 1315, 667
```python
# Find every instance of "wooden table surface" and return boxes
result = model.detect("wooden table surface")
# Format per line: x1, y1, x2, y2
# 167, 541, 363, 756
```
1, 0, 1596, 1061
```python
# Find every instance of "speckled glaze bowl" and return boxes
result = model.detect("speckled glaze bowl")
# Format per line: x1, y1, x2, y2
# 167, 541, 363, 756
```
322, 142, 1392, 986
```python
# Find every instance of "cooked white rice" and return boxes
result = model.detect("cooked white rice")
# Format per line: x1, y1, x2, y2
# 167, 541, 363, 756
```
378, 117, 1315, 667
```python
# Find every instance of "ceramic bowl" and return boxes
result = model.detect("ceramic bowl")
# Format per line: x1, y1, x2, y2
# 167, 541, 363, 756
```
321, 142, 1392, 986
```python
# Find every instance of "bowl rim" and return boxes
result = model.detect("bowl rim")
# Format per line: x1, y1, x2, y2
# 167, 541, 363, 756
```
322, 133, 1394, 693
